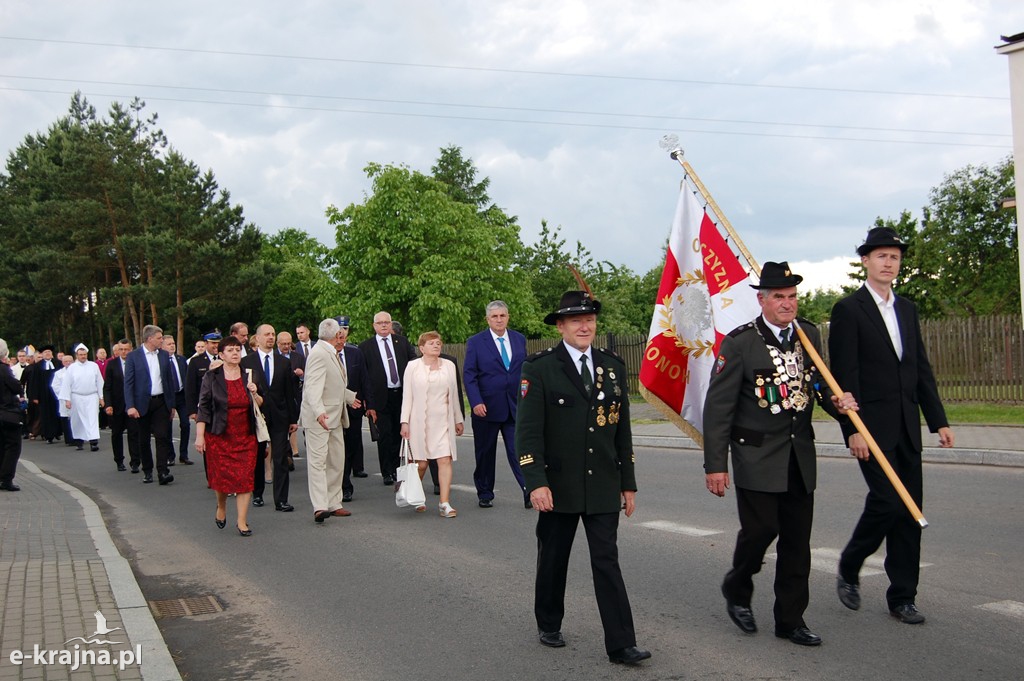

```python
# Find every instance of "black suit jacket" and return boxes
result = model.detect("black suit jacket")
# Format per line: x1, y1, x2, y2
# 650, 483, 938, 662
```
102, 357, 129, 412
358, 334, 416, 412
829, 286, 948, 452
241, 350, 298, 430
339, 344, 372, 421
185, 353, 217, 416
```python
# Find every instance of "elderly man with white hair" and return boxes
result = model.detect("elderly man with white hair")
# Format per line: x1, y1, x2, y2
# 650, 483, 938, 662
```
59, 343, 105, 451
300, 318, 360, 523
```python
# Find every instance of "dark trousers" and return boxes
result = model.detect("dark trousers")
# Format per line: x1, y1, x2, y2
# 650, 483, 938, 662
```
341, 417, 363, 495
535, 511, 637, 654
375, 388, 403, 478
171, 391, 190, 462
0, 422, 22, 483
109, 410, 140, 467
839, 436, 923, 609
135, 396, 172, 477
472, 416, 525, 500
723, 453, 813, 631
60, 416, 74, 445
253, 425, 291, 504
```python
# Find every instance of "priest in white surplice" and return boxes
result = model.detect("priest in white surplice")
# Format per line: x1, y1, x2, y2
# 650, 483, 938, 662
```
59, 344, 105, 451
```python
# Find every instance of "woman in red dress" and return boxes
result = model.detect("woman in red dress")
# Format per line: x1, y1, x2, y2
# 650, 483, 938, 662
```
194, 336, 262, 536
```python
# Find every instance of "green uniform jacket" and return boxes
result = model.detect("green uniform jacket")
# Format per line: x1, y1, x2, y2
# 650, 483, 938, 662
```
703, 316, 840, 494
516, 342, 637, 515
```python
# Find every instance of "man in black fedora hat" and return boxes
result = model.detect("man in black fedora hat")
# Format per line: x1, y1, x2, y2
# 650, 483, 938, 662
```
829, 227, 954, 625
516, 290, 651, 665
703, 261, 854, 646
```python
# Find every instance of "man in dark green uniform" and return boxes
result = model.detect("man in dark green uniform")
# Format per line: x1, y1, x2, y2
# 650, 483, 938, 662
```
703, 262, 855, 647
517, 291, 651, 666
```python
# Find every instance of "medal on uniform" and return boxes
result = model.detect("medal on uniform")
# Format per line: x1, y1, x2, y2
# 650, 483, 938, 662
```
758, 398, 768, 408
770, 404, 781, 414
596, 406, 606, 427
597, 391, 605, 401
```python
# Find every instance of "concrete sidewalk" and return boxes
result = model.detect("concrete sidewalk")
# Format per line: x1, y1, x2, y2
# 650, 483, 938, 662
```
0, 460, 181, 681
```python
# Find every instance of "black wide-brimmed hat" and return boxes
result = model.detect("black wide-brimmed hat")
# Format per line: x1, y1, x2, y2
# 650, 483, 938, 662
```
856, 226, 909, 256
749, 261, 803, 290
543, 290, 602, 325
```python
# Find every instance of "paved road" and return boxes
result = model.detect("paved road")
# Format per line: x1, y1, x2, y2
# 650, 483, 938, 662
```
21, 432, 1024, 681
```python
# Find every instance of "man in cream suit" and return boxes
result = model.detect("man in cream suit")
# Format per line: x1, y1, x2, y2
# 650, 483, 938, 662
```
300, 318, 359, 524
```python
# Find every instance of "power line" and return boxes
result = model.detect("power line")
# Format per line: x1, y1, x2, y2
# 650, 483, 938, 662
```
0, 35, 1009, 102
0, 85, 1010, 149
0, 74, 1009, 139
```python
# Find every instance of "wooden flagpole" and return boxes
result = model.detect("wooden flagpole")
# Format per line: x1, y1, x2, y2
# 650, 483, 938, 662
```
668, 147, 928, 528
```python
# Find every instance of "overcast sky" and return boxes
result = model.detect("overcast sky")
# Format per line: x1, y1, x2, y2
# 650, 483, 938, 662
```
2, 1, 1021, 292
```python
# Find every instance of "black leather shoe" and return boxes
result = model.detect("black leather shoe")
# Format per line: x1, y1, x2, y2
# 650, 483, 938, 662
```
158, 474, 174, 485
90, 443, 99, 452
130, 464, 140, 474
775, 626, 822, 646
726, 602, 757, 633
382, 476, 394, 486
354, 470, 368, 478
314, 510, 330, 523
142, 474, 154, 483
179, 458, 194, 465
75, 444, 84, 451
116, 464, 127, 472
252, 496, 264, 507
538, 631, 565, 648
890, 603, 926, 624
342, 493, 353, 502
0, 481, 21, 492
478, 499, 493, 508
167, 460, 175, 466
275, 502, 294, 512
837, 576, 861, 610
608, 646, 652, 664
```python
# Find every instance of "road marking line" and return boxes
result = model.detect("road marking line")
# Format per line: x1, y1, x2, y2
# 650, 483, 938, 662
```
638, 520, 722, 536
977, 600, 1024, 620
765, 548, 932, 577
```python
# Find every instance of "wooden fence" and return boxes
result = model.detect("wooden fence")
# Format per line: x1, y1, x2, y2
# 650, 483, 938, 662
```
442, 315, 1024, 404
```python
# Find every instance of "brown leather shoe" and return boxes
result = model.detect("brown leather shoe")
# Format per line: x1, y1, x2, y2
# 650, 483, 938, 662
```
331, 508, 352, 517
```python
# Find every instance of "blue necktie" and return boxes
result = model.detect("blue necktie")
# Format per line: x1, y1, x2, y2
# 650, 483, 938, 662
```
498, 337, 510, 370
263, 354, 271, 385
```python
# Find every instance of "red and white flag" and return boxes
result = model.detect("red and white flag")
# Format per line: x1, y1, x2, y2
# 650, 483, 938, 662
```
639, 181, 760, 443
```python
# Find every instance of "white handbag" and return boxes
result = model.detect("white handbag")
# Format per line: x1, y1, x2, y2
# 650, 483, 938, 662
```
245, 369, 271, 443
395, 439, 426, 508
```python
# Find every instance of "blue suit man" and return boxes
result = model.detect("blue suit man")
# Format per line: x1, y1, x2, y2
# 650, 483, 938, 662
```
124, 325, 178, 484
464, 300, 529, 508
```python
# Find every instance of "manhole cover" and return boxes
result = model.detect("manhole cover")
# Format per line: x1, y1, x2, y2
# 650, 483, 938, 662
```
148, 595, 224, 619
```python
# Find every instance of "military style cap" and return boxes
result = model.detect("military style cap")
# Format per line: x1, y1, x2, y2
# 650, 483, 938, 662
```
543, 290, 603, 325
749, 261, 803, 290
203, 330, 223, 341
335, 316, 350, 329
856, 226, 909, 256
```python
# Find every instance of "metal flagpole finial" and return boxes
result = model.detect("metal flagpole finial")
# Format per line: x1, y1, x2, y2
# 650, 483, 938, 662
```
659, 134, 684, 161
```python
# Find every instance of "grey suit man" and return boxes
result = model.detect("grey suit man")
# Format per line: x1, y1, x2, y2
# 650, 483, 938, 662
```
703, 261, 850, 647
300, 318, 358, 523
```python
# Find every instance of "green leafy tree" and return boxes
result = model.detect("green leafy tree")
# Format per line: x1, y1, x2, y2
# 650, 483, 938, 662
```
915, 156, 1018, 317
325, 160, 534, 343
0, 94, 262, 348
258, 228, 334, 333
